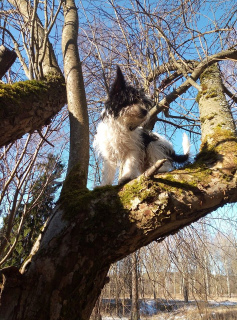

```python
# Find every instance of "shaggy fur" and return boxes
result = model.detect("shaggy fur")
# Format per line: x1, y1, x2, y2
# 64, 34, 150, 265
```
93, 66, 190, 185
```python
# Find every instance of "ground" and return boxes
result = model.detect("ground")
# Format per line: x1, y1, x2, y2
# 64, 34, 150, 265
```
100, 298, 237, 320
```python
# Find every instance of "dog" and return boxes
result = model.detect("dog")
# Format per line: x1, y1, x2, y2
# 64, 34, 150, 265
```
93, 66, 190, 185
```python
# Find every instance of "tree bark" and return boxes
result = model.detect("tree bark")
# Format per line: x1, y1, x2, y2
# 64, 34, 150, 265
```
131, 253, 140, 320
0, 45, 17, 79
0, 76, 66, 148
61, 0, 89, 186
0, 0, 66, 148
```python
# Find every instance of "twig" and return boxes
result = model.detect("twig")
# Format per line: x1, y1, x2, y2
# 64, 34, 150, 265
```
143, 159, 167, 178
37, 129, 54, 147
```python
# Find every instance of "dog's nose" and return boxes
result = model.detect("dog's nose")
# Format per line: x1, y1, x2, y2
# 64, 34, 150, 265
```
141, 108, 148, 116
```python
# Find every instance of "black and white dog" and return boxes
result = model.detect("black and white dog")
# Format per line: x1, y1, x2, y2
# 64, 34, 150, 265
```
93, 66, 190, 185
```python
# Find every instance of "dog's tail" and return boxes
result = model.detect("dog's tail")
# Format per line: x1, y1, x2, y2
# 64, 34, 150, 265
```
171, 133, 190, 163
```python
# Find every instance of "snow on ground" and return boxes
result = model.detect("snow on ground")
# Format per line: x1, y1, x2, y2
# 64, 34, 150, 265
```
140, 299, 158, 315
209, 300, 237, 307
101, 299, 237, 320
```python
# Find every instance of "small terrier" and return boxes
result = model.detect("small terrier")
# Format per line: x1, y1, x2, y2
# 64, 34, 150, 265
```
93, 66, 190, 185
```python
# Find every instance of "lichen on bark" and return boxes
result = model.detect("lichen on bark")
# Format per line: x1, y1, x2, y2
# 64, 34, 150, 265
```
198, 63, 236, 145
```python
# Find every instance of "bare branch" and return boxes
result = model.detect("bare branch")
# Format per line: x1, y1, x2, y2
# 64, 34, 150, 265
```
148, 48, 237, 121
62, 0, 89, 186
143, 159, 167, 178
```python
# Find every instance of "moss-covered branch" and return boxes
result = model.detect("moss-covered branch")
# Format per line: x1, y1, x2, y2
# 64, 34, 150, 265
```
1, 45, 237, 320
58, 126, 237, 264
0, 75, 66, 147
1, 123, 237, 320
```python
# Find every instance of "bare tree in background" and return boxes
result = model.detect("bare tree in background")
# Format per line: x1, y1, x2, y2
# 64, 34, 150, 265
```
0, 0, 237, 319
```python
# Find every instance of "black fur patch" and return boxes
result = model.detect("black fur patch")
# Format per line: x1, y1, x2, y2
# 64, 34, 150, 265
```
141, 129, 159, 148
105, 66, 152, 118
141, 129, 189, 163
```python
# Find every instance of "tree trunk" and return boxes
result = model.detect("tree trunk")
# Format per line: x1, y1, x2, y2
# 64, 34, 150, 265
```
131, 253, 140, 320
61, 0, 89, 184
183, 277, 189, 303
0, 0, 66, 149
0, 61, 237, 320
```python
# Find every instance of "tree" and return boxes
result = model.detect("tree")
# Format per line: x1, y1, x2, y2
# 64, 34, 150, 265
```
1, 154, 64, 268
131, 252, 140, 320
0, 0, 237, 319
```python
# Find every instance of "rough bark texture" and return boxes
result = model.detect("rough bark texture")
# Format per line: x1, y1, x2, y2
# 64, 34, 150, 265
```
198, 63, 236, 140
0, 112, 237, 319
0, 76, 66, 147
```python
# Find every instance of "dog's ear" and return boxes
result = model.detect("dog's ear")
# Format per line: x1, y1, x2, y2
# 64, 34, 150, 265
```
110, 66, 126, 96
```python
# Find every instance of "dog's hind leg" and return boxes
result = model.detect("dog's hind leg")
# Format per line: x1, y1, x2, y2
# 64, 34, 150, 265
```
101, 159, 117, 186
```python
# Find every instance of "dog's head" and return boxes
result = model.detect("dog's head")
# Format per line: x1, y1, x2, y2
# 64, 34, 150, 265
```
103, 66, 153, 130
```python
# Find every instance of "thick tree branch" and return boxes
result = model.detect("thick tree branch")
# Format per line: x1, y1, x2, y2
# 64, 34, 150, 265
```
62, 0, 89, 186
1, 127, 237, 319
1, 62, 237, 318
0, 45, 17, 79
0, 76, 66, 148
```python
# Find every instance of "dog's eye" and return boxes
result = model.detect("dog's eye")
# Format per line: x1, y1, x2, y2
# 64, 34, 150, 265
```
141, 108, 148, 116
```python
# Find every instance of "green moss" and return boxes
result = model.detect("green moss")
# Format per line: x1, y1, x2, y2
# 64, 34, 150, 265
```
196, 127, 237, 169
200, 63, 218, 82
196, 87, 221, 103
204, 88, 219, 99
60, 184, 124, 220
200, 113, 218, 124
0, 80, 47, 100
60, 163, 123, 220
60, 126, 237, 222
196, 91, 201, 103
158, 173, 198, 189
0, 76, 65, 118
155, 128, 237, 191
119, 177, 150, 207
